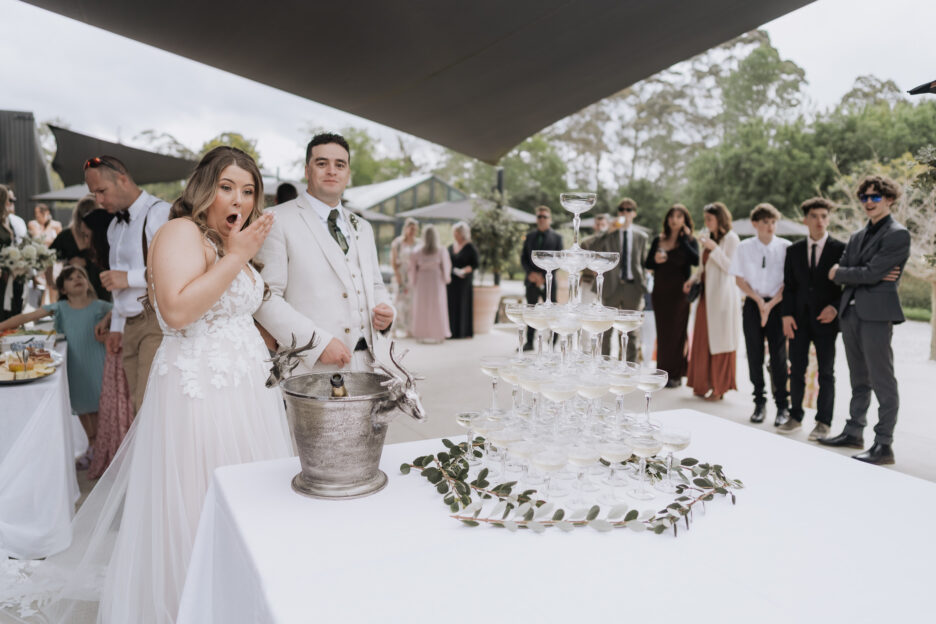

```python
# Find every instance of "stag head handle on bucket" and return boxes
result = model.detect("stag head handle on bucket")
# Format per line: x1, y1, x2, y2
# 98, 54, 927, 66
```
266, 334, 318, 388
372, 341, 427, 425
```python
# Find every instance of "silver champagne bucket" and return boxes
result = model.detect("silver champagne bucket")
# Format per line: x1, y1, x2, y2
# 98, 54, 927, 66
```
268, 340, 426, 500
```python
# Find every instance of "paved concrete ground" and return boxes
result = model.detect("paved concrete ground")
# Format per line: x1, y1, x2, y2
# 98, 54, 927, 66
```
388, 318, 936, 483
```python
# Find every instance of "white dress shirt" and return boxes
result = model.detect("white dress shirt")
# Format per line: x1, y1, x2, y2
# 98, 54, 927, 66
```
807, 232, 828, 268
729, 235, 790, 298
304, 190, 350, 239
8, 214, 27, 244
106, 190, 171, 332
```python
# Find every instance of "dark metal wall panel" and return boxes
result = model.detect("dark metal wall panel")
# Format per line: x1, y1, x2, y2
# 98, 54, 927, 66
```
0, 110, 52, 219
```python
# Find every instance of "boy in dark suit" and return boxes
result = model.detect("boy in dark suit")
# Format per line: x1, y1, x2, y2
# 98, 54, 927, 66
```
779, 198, 845, 440
819, 175, 910, 465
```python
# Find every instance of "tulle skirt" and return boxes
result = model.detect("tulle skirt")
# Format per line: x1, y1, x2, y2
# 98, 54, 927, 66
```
1, 335, 294, 623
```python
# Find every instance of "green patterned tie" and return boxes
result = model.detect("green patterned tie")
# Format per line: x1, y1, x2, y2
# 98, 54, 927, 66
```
327, 209, 349, 254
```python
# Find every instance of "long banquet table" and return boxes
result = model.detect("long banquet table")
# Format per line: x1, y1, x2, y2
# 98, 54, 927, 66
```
0, 343, 87, 559
177, 409, 936, 623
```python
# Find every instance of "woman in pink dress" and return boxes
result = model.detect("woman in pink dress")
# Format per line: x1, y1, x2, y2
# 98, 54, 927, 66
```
408, 225, 451, 343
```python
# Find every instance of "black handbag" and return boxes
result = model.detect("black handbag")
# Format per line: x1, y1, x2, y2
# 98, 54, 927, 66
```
687, 280, 702, 303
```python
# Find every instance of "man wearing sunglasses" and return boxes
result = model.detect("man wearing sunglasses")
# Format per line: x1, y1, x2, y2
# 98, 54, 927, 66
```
85, 155, 171, 412
520, 205, 563, 350
819, 175, 909, 465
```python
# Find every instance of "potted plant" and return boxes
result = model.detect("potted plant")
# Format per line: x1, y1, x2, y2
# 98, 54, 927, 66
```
469, 197, 524, 334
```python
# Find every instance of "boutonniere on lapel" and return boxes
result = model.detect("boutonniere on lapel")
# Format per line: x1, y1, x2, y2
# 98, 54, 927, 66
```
348, 212, 360, 233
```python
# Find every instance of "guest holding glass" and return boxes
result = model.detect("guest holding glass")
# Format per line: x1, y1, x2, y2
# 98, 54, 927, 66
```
390, 217, 419, 338
645, 204, 699, 387
447, 220, 479, 339
685, 202, 740, 401
27, 203, 62, 245
409, 224, 451, 343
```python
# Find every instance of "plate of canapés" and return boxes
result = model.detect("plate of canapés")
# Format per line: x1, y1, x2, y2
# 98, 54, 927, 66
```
0, 348, 61, 385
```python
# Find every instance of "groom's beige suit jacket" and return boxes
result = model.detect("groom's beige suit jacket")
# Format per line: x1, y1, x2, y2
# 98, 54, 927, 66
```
254, 194, 394, 373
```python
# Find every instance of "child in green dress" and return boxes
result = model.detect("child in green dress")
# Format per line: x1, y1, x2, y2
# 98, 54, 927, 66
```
0, 265, 111, 461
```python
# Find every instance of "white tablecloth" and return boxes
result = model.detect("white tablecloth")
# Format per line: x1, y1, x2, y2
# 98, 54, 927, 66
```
0, 343, 87, 559
178, 409, 936, 623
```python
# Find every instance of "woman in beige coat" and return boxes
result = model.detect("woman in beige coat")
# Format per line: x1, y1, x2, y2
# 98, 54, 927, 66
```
685, 203, 741, 400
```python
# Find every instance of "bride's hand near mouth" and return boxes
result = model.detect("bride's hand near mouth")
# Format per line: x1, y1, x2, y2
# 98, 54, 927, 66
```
228, 212, 274, 262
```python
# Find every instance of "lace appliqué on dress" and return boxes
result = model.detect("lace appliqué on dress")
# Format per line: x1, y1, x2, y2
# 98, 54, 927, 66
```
153, 266, 264, 400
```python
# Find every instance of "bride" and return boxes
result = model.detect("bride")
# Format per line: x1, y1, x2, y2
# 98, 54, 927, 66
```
1, 147, 295, 623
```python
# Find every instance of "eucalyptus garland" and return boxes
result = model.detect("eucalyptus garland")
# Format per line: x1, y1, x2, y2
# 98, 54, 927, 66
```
401, 437, 744, 536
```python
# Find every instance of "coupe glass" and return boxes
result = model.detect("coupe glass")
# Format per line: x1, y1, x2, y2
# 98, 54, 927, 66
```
479, 356, 511, 419
531, 250, 562, 305
560, 192, 597, 250
626, 434, 663, 500
575, 371, 610, 438
579, 306, 616, 365
558, 250, 592, 304
653, 428, 691, 494
455, 411, 482, 466
585, 251, 620, 306
540, 377, 578, 440
567, 442, 602, 504
488, 426, 523, 477
634, 368, 668, 432
612, 310, 644, 363
504, 302, 529, 359
498, 361, 526, 417
522, 304, 554, 360
597, 440, 633, 502
531, 448, 569, 499
547, 307, 582, 368
607, 364, 639, 435
506, 439, 542, 486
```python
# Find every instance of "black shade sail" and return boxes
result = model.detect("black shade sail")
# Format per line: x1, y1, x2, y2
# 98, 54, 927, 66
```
908, 80, 936, 95
29, 0, 812, 164
50, 125, 198, 186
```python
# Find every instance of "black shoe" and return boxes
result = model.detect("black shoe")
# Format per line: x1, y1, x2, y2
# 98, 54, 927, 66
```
774, 408, 791, 427
817, 431, 865, 449
665, 378, 681, 388
853, 443, 895, 465
522, 343, 534, 352
749, 404, 766, 423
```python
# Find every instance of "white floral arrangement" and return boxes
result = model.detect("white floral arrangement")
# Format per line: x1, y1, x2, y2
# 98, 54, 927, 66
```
0, 237, 57, 279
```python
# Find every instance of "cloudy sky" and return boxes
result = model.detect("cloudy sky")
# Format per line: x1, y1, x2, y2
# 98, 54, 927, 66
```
1, 0, 933, 180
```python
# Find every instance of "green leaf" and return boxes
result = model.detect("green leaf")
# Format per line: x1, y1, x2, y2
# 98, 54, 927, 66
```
491, 500, 508, 518
607, 503, 630, 520
442, 439, 454, 449
528, 521, 546, 534
624, 509, 639, 522
714, 487, 728, 495
515, 502, 532, 518
523, 509, 535, 522
693, 478, 714, 488
556, 520, 575, 532
638, 509, 655, 521
680, 457, 699, 466
478, 468, 489, 481
399, 463, 411, 474
504, 521, 518, 532
436, 482, 448, 494
460, 520, 479, 527
586, 505, 601, 521
449, 502, 460, 513
589, 519, 613, 532
570, 508, 589, 521
552, 509, 566, 522
534, 503, 555, 520
629, 521, 647, 533
652, 524, 666, 535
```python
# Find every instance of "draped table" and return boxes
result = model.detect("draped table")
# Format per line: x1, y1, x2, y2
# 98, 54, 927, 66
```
0, 343, 87, 559
178, 409, 936, 623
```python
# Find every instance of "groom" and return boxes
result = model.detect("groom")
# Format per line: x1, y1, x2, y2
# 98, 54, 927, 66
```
255, 133, 394, 372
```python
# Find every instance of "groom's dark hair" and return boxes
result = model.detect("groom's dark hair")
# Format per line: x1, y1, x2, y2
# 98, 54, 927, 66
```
305, 132, 351, 165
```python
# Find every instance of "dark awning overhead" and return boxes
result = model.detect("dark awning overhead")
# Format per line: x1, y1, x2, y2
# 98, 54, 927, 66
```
29, 0, 812, 164
49, 125, 198, 186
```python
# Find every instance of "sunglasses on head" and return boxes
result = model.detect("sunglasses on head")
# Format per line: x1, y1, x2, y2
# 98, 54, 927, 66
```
83, 156, 121, 173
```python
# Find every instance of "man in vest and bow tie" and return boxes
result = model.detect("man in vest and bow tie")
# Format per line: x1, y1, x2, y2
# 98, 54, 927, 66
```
86, 155, 170, 411
255, 133, 394, 373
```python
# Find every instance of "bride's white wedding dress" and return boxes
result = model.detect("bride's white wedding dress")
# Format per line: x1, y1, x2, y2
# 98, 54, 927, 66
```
1, 262, 294, 623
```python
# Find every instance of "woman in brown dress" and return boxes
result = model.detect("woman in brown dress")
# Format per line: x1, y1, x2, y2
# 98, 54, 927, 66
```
685, 203, 740, 400
645, 204, 699, 387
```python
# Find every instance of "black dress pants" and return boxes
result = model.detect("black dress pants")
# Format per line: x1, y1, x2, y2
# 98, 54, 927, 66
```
788, 318, 836, 425
742, 297, 789, 409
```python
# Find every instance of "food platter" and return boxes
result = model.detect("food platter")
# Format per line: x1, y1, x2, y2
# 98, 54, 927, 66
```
0, 349, 60, 385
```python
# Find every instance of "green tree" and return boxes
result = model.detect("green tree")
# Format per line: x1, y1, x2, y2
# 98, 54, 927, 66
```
198, 132, 262, 165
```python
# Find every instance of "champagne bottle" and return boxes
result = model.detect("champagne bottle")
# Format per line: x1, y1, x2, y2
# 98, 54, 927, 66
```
330, 373, 348, 398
